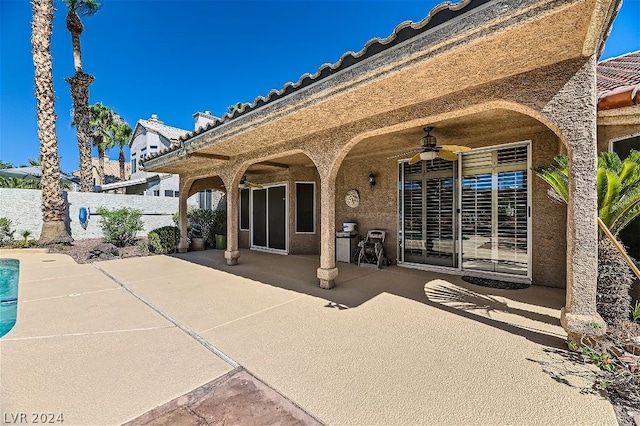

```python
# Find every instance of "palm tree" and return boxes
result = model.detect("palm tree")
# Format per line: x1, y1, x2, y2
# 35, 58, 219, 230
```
63, 0, 101, 192
31, 0, 72, 244
112, 121, 132, 193
534, 151, 640, 325
89, 102, 116, 184
534, 152, 640, 237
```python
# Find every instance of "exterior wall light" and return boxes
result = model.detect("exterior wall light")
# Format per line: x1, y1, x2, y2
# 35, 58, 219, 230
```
368, 172, 376, 189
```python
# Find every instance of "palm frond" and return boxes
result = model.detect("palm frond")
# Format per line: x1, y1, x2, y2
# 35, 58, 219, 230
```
535, 151, 640, 239
75, 0, 101, 16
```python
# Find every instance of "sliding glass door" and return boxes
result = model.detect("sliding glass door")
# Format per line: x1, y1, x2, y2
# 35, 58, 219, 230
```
399, 143, 530, 278
460, 146, 529, 275
251, 185, 287, 252
400, 158, 456, 268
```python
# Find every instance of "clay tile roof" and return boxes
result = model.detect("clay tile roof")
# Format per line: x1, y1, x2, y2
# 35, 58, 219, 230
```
597, 50, 640, 94
139, 119, 188, 142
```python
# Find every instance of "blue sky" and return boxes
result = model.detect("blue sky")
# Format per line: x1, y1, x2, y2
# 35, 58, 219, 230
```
1, 0, 639, 173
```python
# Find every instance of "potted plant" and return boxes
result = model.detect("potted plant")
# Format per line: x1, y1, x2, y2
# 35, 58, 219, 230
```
189, 223, 205, 251
212, 210, 227, 250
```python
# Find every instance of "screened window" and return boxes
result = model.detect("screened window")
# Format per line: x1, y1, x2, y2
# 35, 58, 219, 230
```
199, 190, 212, 209
240, 188, 250, 230
131, 154, 137, 173
164, 190, 173, 197
295, 183, 315, 233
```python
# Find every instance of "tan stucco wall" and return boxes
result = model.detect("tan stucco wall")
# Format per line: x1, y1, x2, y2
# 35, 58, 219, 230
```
335, 156, 399, 262
531, 130, 567, 288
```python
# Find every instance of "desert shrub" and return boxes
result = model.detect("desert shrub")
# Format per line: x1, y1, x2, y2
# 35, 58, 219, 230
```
146, 232, 163, 253
13, 240, 36, 248
598, 238, 634, 325
96, 207, 144, 247
137, 238, 150, 254
0, 217, 15, 246
150, 226, 180, 253
13, 230, 36, 248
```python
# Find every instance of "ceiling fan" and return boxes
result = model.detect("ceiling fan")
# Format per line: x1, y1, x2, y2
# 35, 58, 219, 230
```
388, 127, 472, 164
238, 175, 263, 189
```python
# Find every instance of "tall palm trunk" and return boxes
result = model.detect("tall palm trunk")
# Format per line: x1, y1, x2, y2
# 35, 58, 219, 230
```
67, 73, 94, 192
65, 10, 94, 192
97, 143, 105, 185
66, 10, 83, 73
32, 0, 72, 244
119, 148, 126, 194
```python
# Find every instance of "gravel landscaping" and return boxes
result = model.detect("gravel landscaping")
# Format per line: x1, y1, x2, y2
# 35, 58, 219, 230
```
46, 238, 157, 264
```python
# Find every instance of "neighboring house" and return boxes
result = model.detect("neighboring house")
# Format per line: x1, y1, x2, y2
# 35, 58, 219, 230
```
126, 114, 185, 197
101, 114, 223, 209
72, 155, 131, 189
142, 0, 639, 340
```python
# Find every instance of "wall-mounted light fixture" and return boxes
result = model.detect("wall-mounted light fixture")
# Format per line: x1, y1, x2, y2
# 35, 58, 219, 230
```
368, 172, 376, 190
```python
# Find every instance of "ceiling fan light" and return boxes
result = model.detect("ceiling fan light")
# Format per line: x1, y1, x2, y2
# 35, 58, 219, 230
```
420, 151, 437, 161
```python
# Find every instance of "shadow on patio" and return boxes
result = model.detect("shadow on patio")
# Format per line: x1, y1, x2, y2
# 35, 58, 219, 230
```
171, 249, 568, 349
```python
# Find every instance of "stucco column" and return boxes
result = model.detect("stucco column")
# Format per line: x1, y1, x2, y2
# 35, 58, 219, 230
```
542, 55, 605, 341
177, 177, 191, 253
317, 174, 338, 289
224, 177, 240, 266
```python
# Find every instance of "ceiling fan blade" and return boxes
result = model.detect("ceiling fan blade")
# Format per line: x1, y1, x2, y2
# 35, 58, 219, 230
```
440, 144, 472, 152
408, 153, 422, 165
437, 150, 459, 161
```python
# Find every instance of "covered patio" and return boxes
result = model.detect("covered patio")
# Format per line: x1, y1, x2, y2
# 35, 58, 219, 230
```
143, 0, 623, 340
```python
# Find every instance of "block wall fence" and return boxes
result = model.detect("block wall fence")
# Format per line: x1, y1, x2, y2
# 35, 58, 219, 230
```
0, 188, 201, 240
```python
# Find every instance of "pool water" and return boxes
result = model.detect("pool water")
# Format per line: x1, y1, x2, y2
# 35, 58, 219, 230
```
0, 259, 19, 338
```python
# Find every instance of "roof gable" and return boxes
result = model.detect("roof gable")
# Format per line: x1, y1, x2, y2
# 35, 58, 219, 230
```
131, 119, 188, 146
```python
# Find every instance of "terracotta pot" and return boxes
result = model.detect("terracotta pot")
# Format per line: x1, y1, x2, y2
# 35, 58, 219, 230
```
190, 237, 205, 251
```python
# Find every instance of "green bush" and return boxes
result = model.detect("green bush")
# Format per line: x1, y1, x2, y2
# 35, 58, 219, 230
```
150, 226, 180, 253
0, 217, 14, 246
96, 207, 144, 247
146, 232, 163, 253
212, 209, 227, 236
187, 209, 216, 245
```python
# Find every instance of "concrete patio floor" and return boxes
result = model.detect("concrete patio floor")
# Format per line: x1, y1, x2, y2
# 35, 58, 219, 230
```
0, 248, 616, 425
